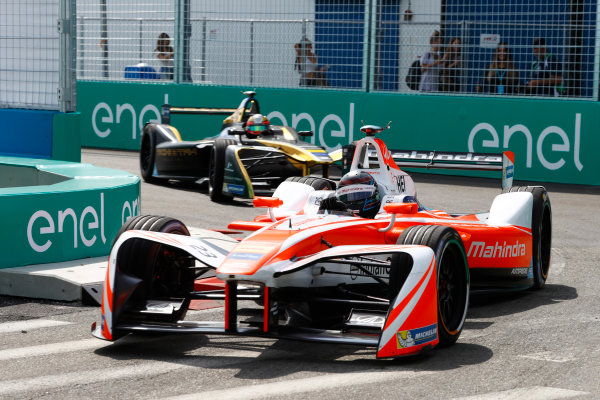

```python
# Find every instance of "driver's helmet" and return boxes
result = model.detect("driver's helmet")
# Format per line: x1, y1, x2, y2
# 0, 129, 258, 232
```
245, 114, 270, 136
336, 170, 381, 218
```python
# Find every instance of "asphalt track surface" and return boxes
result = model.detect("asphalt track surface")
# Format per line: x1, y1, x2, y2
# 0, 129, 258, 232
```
0, 148, 598, 400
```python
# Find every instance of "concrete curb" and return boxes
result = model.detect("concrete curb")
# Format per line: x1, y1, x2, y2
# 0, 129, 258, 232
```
0, 256, 107, 303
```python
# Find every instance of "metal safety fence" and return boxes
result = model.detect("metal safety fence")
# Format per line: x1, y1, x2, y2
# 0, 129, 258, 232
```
1, 0, 60, 110
1, 0, 75, 111
75, 0, 599, 100
2, 0, 598, 110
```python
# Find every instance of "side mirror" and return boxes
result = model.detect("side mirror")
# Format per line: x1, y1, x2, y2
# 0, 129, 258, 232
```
253, 196, 283, 208
229, 127, 245, 135
298, 130, 313, 139
253, 196, 283, 222
379, 202, 419, 233
383, 202, 418, 214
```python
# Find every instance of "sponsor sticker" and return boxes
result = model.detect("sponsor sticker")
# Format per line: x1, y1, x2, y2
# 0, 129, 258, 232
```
505, 164, 514, 179
224, 183, 245, 195
228, 252, 264, 260
511, 267, 529, 275
350, 263, 390, 280
467, 240, 526, 259
396, 323, 437, 349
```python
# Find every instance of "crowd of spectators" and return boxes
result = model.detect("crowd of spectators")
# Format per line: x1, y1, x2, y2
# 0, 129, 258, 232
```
414, 32, 563, 97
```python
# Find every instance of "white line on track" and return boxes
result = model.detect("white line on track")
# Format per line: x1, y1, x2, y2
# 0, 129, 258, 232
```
162, 369, 435, 400
0, 319, 71, 334
0, 338, 110, 361
518, 350, 578, 363
450, 386, 588, 400
550, 262, 565, 276
0, 349, 261, 397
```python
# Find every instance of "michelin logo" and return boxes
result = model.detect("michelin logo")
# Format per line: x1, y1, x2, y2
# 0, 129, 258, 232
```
396, 323, 437, 349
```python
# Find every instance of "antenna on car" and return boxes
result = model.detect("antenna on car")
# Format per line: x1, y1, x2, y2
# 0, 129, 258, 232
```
360, 120, 392, 129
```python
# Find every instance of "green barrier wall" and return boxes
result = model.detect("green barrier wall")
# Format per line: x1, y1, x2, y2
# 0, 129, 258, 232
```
78, 81, 600, 185
0, 157, 140, 269
53, 112, 82, 162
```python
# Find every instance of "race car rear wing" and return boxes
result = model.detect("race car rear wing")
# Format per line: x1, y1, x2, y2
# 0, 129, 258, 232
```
391, 149, 515, 190
360, 148, 515, 190
161, 104, 238, 124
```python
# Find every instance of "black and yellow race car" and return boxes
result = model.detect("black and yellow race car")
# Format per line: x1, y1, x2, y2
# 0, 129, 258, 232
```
140, 91, 341, 201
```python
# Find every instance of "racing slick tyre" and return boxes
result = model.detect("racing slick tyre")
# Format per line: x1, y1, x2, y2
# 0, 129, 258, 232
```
209, 139, 236, 202
285, 176, 336, 191
140, 128, 158, 183
113, 215, 193, 322
397, 225, 470, 347
504, 186, 552, 289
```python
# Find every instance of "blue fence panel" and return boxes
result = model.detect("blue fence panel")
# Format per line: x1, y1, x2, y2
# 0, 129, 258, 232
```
315, 0, 366, 89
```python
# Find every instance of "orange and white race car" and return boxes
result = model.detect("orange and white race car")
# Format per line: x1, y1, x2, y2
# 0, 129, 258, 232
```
92, 125, 551, 359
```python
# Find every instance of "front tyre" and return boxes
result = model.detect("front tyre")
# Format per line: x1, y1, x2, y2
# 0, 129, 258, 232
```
140, 129, 157, 183
114, 215, 193, 322
505, 186, 552, 289
397, 225, 470, 347
209, 139, 236, 202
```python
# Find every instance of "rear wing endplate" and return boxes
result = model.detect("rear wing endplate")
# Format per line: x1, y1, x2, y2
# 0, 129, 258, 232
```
381, 149, 515, 190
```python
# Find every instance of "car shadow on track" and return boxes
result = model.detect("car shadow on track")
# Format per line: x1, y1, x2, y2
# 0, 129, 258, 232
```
467, 283, 578, 319
93, 331, 493, 377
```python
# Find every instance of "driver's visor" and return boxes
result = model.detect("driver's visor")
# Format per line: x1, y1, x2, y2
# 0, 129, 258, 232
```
337, 185, 375, 202
247, 125, 268, 132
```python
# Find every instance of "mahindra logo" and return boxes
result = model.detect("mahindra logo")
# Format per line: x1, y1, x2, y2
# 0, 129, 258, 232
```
467, 240, 526, 258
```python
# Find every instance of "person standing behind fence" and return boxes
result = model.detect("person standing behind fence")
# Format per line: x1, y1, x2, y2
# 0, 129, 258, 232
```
440, 37, 462, 92
294, 37, 329, 87
155, 33, 174, 80
476, 42, 520, 95
526, 37, 563, 96
419, 30, 443, 92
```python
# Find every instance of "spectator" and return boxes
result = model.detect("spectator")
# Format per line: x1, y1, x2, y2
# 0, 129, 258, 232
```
294, 37, 329, 87
155, 33, 174, 80
476, 42, 520, 95
419, 30, 443, 92
440, 37, 462, 92
526, 37, 563, 96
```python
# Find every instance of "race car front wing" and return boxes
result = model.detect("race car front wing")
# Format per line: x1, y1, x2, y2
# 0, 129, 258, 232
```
92, 231, 440, 358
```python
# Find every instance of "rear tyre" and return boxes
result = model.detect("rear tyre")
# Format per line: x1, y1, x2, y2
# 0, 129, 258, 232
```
140, 129, 157, 183
397, 225, 470, 347
285, 176, 336, 190
209, 139, 236, 202
504, 186, 552, 289
114, 215, 193, 322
